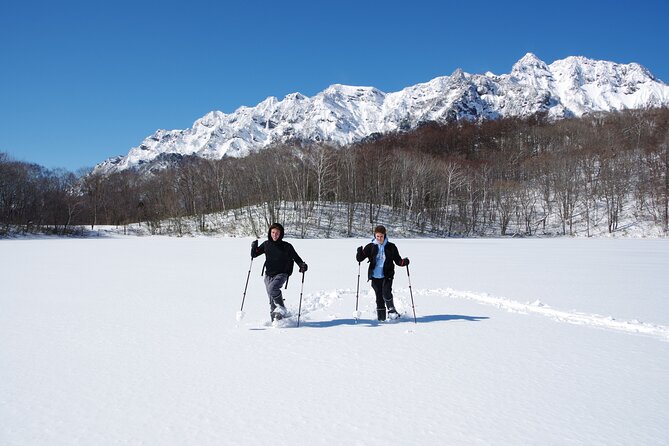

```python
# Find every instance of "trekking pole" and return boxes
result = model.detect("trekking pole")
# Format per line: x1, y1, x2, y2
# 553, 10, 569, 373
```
406, 265, 417, 324
297, 271, 306, 327
237, 256, 254, 321
353, 262, 362, 321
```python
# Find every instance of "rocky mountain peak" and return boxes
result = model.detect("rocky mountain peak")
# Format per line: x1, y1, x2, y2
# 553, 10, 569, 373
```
93, 54, 669, 175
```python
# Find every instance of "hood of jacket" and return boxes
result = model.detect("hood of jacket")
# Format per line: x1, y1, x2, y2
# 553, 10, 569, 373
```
372, 235, 388, 246
268, 222, 285, 241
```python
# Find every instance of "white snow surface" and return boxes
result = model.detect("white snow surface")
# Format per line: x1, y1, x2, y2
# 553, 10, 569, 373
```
1, 236, 668, 445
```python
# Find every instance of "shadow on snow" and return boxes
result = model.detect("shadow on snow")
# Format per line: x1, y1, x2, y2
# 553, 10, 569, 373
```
299, 314, 489, 328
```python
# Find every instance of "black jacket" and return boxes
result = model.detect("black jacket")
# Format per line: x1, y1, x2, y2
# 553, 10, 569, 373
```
356, 239, 406, 280
252, 224, 304, 277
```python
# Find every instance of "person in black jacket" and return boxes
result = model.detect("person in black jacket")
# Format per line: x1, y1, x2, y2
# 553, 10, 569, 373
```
251, 223, 307, 321
355, 225, 409, 321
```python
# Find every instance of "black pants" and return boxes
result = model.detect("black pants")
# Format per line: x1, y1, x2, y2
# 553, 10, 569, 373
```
371, 277, 396, 321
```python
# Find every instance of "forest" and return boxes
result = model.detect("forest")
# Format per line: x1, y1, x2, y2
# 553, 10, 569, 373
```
2, 107, 668, 237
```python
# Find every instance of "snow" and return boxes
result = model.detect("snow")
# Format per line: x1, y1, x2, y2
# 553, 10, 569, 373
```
1, 236, 668, 445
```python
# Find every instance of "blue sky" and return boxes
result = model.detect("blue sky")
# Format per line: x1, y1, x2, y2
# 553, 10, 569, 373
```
2, 0, 668, 172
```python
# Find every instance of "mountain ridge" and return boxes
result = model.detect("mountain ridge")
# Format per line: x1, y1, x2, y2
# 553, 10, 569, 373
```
94, 53, 669, 174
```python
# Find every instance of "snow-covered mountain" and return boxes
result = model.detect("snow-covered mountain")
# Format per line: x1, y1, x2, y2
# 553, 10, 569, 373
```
94, 53, 669, 174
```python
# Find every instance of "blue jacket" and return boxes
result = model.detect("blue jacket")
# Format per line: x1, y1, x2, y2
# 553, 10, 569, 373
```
356, 237, 406, 280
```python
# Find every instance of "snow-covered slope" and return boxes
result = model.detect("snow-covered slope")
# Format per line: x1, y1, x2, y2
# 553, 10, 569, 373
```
94, 53, 669, 173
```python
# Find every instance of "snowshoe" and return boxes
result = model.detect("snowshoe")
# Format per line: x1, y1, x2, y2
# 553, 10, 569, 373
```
271, 305, 287, 321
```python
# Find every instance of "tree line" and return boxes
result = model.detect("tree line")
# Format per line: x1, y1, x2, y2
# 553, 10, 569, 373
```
2, 107, 668, 237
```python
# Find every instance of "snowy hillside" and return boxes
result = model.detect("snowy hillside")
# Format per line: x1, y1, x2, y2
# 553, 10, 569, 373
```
94, 53, 669, 174
1, 236, 668, 445
81, 199, 668, 239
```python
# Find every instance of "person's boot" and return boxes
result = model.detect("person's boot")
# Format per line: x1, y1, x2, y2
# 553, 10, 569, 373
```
388, 307, 400, 320
272, 305, 287, 321
377, 308, 386, 321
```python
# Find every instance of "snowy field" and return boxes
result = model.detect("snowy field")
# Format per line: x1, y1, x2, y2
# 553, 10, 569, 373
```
1, 236, 668, 445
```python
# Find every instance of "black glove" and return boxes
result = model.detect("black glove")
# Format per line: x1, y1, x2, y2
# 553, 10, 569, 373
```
402, 257, 410, 266
299, 263, 308, 273
357, 246, 363, 257
251, 239, 258, 257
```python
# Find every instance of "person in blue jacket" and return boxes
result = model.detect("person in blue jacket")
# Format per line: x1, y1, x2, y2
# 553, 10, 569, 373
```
355, 225, 409, 321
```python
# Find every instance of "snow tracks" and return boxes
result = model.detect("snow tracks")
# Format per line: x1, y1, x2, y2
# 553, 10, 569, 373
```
424, 288, 669, 342
293, 288, 669, 342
